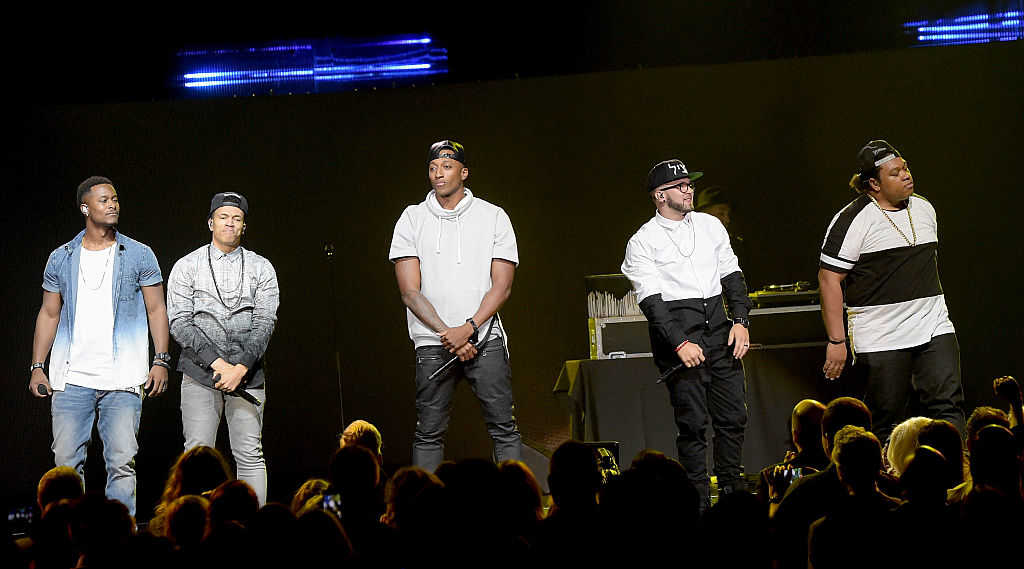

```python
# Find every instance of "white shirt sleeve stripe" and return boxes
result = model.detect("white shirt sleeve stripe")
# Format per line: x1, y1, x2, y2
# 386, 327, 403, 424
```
820, 252, 854, 270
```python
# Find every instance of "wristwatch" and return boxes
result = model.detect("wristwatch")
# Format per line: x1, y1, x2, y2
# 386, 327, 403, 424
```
733, 316, 750, 329
466, 318, 480, 344
154, 352, 172, 363
29, 362, 45, 373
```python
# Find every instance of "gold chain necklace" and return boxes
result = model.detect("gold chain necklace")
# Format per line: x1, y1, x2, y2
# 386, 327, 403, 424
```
869, 195, 916, 247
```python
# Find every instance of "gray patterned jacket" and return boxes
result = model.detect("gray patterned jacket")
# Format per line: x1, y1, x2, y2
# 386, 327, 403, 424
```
167, 244, 279, 389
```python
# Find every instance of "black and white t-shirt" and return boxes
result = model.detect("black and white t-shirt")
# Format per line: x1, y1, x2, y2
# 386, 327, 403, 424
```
819, 194, 955, 354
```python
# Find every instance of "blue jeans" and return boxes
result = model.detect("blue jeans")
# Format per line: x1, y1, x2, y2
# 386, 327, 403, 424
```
413, 339, 522, 472
51, 383, 142, 515
180, 375, 267, 504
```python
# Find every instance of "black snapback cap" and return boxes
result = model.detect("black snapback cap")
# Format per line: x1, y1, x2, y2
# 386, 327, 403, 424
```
647, 159, 703, 192
429, 140, 467, 166
209, 192, 249, 218
855, 140, 901, 176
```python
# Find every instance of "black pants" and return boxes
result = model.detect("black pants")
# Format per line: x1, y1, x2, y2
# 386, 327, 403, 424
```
412, 338, 522, 472
665, 342, 747, 510
854, 332, 965, 444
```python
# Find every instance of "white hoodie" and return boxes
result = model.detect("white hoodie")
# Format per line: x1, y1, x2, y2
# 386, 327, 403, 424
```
389, 188, 519, 348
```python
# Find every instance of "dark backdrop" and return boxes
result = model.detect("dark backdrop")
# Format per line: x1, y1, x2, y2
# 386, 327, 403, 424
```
5, 41, 1022, 516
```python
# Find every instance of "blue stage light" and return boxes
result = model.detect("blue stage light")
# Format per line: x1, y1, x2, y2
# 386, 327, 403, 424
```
364, 38, 432, 46
953, 13, 992, 22
918, 22, 994, 32
918, 32, 1020, 41
176, 35, 447, 97
905, 7, 1023, 47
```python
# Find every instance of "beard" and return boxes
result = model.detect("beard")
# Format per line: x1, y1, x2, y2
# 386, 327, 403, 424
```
666, 196, 693, 215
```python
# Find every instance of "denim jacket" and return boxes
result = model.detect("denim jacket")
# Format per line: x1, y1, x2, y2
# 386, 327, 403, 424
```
42, 229, 162, 391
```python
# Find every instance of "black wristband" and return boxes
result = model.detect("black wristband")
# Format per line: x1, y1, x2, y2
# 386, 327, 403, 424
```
152, 360, 171, 370
828, 338, 847, 345
733, 316, 750, 329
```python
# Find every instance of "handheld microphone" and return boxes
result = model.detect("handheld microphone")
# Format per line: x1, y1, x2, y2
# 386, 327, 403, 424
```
656, 361, 704, 384
212, 373, 262, 407
231, 389, 262, 407
37, 384, 49, 396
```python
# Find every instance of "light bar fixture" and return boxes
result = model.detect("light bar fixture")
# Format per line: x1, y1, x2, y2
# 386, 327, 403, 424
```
903, 8, 1023, 47
176, 35, 447, 97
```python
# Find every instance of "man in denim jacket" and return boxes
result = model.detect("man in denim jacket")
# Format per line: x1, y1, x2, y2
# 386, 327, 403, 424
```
29, 176, 171, 516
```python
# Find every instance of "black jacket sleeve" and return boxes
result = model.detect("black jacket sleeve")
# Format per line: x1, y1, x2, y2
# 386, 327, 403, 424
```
639, 293, 688, 349
720, 270, 751, 321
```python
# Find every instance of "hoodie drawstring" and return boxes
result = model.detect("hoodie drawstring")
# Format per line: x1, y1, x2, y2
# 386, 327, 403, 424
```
434, 216, 464, 264
456, 216, 463, 264
427, 188, 474, 265
435, 216, 443, 256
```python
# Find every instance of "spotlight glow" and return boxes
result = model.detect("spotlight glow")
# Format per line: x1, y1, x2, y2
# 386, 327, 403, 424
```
905, 10, 1023, 47
177, 35, 447, 97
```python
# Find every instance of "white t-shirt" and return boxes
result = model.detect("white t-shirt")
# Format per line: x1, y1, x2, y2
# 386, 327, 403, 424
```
67, 245, 118, 388
389, 189, 519, 348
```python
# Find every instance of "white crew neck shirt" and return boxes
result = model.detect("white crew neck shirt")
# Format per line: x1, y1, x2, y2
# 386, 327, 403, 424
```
67, 244, 117, 389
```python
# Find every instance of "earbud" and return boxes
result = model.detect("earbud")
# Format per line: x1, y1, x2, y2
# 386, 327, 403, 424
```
81, 206, 88, 215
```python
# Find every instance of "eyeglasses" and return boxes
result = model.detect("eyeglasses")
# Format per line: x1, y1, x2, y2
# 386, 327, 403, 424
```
663, 181, 696, 193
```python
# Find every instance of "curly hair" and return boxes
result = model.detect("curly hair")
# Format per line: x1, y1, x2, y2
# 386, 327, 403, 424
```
150, 446, 231, 536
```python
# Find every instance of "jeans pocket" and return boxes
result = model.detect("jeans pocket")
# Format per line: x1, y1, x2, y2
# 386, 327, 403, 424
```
478, 342, 506, 358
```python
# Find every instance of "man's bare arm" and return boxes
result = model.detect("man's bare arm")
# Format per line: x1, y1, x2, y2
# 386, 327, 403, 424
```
29, 291, 63, 397
142, 284, 171, 396
395, 257, 447, 333
470, 259, 515, 327
819, 268, 848, 380
142, 284, 170, 354
819, 269, 846, 340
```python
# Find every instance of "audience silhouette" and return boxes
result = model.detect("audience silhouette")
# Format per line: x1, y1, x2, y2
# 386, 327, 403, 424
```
9, 377, 1024, 569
